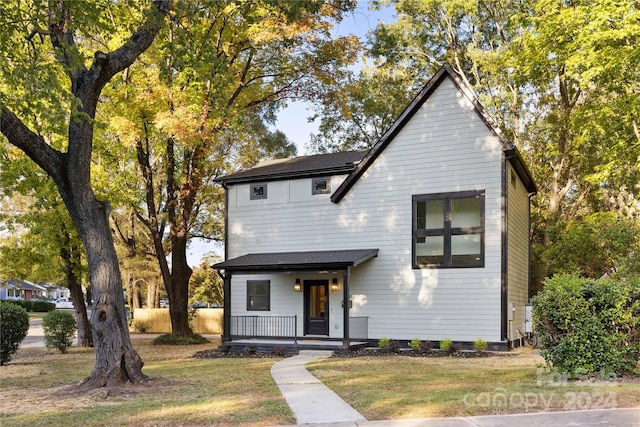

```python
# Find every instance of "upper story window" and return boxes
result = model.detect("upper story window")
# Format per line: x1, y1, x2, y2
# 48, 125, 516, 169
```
312, 177, 331, 195
247, 280, 270, 311
250, 183, 267, 200
413, 190, 485, 268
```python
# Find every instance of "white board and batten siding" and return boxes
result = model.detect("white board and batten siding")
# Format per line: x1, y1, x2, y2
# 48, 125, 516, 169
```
226, 78, 509, 342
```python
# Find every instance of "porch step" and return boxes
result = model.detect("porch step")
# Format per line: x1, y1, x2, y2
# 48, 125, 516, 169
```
298, 350, 334, 358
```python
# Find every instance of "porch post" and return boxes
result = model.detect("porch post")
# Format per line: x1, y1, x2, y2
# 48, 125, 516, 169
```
342, 268, 350, 349
222, 272, 232, 342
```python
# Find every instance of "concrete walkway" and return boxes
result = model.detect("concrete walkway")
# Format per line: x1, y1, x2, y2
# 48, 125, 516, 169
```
270, 351, 640, 427
271, 350, 367, 425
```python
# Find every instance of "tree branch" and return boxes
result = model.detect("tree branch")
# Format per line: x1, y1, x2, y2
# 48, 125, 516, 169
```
91, 0, 171, 92
0, 106, 64, 180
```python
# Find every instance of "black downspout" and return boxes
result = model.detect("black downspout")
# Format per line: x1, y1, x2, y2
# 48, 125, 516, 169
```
528, 192, 535, 300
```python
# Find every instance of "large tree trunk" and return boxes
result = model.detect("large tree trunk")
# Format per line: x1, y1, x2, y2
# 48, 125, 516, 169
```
0, 0, 170, 390
147, 281, 160, 309
167, 230, 193, 335
136, 134, 194, 335
67, 196, 147, 389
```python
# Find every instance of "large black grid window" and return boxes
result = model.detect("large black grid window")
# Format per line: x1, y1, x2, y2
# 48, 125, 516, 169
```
247, 280, 270, 311
413, 190, 485, 268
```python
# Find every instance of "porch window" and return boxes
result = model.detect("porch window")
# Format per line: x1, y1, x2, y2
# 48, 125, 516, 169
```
247, 280, 270, 311
413, 190, 484, 268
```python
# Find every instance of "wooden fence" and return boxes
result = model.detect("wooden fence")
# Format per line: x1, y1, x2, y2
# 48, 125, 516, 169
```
131, 308, 223, 334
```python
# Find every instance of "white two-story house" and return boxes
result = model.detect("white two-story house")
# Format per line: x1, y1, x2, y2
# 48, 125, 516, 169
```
214, 64, 537, 351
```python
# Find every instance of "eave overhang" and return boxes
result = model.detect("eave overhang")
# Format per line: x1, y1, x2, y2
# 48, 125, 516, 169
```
212, 249, 379, 274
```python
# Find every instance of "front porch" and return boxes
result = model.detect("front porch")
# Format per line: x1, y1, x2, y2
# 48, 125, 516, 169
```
213, 249, 379, 351
223, 314, 370, 353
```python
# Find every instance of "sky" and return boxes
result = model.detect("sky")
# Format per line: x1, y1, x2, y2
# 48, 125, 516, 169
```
274, 2, 396, 156
186, 2, 397, 266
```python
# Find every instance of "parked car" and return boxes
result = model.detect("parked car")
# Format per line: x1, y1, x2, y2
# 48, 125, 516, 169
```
189, 301, 208, 308
54, 297, 74, 309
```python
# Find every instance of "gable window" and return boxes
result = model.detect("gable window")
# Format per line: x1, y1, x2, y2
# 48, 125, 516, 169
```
413, 190, 484, 268
312, 177, 331, 195
250, 183, 267, 200
247, 280, 270, 311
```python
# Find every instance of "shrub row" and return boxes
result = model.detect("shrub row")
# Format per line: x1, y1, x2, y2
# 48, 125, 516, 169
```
1, 299, 55, 312
532, 275, 640, 377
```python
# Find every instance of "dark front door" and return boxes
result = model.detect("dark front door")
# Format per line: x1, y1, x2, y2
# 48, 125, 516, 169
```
304, 280, 329, 336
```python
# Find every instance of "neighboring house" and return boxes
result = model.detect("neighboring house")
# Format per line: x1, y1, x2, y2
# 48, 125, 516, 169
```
0, 280, 69, 301
42, 283, 71, 301
214, 64, 537, 350
0, 279, 47, 301
0, 280, 22, 300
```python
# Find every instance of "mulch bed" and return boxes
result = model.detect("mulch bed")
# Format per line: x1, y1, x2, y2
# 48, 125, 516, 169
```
192, 346, 517, 359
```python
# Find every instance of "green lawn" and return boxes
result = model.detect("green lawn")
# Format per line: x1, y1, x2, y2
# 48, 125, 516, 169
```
0, 339, 294, 427
1, 342, 638, 426
27, 312, 48, 319
307, 351, 640, 420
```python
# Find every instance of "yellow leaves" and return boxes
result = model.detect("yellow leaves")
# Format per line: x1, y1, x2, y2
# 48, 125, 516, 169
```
108, 116, 141, 148
154, 105, 201, 143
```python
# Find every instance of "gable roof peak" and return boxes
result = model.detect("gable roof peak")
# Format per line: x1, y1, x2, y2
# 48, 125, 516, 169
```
331, 63, 536, 202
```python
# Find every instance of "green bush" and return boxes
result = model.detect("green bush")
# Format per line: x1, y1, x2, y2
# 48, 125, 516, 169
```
378, 337, 390, 350
410, 337, 422, 351
30, 300, 55, 312
133, 320, 151, 333
151, 333, 209, 345
439, 338, 452, 352
474, 338, 488, 352
532, 275, 640, 377
1, 300, 55, 312
42, 310, 77, 354
0, 301, 30, 364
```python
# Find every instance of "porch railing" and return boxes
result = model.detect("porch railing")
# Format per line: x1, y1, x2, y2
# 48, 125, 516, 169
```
230, 315, 297, 342
229, 315, 369, 342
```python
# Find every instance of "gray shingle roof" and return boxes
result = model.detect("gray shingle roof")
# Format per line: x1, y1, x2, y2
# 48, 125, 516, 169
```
216, 150, 368, 184
212, 249, 378, 272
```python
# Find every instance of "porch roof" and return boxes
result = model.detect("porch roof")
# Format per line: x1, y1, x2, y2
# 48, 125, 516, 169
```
212, 249, 379, 273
